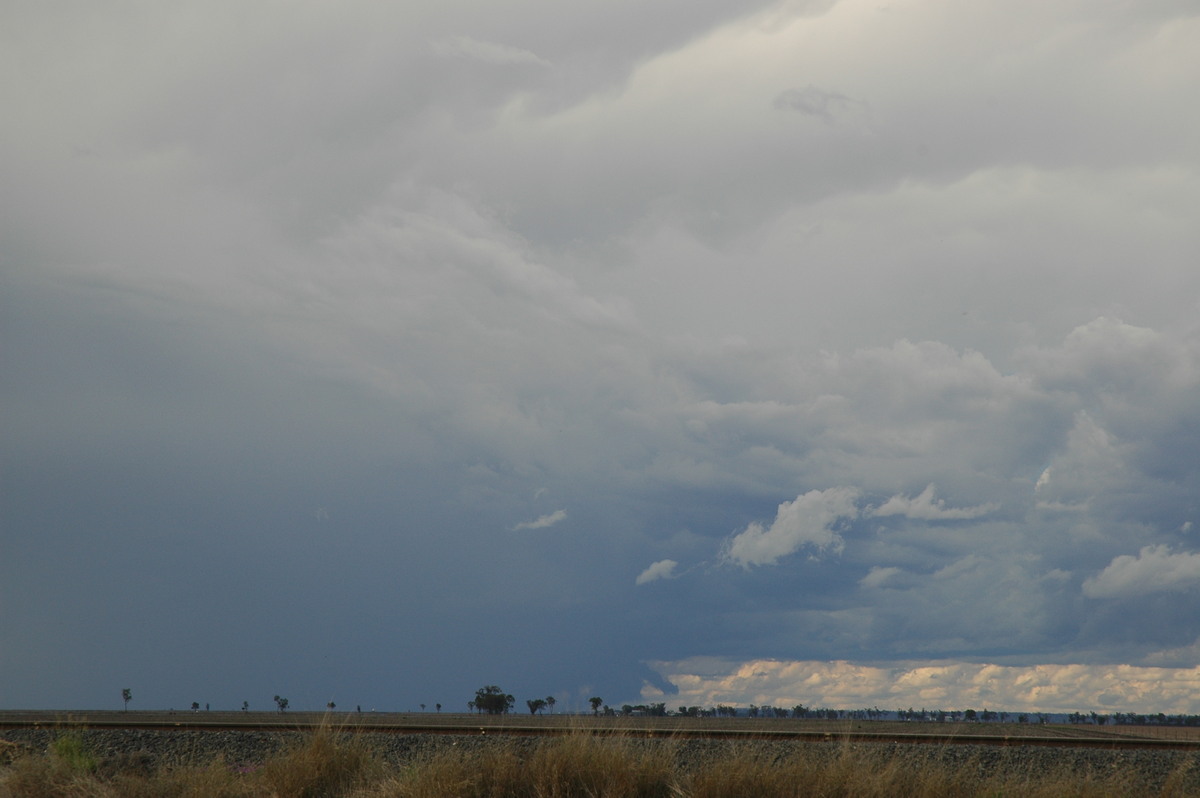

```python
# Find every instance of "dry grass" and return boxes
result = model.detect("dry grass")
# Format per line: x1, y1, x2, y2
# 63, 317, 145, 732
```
0, 723, 376, 798
3, 726, 1200, 798
679, 744, 1152, 798
359, 734, 676, 798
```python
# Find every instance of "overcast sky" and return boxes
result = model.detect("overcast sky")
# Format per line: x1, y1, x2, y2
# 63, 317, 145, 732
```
3, 0, 1200, 715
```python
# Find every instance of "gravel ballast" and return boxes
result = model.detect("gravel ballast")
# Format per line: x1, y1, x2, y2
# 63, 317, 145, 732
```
4, 728, 1199, 791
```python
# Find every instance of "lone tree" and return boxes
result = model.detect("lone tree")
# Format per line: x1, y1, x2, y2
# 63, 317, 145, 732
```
122, 688, 132, 712
474, 685, 515, 715
589, 696, 604, 716
546, 696, 556, 715
327, 701, 336, 711
274, 695, 289, 713
526, 698, 547, 715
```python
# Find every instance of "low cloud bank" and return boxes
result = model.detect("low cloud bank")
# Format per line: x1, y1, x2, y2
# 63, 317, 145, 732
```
645, 658, 1200, 715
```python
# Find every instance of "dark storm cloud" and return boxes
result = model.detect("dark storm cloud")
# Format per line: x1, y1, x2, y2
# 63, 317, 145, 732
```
3, 0, 1200, 713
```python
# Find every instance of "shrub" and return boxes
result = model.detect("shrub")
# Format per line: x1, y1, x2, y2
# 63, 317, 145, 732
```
50, 733, 98, 775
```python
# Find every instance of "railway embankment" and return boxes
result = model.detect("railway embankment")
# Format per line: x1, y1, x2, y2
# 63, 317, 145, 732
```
4, 724, 1200, 792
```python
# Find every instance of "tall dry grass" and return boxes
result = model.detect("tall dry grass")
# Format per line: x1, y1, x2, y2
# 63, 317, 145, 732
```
257, 724, 380, 798
679, 744, 1145, 798
362, 733, 676, 798
3, 725, 1198, 797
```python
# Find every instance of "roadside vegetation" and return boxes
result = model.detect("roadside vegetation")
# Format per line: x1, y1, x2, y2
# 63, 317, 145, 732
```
4, 722, 1200, 797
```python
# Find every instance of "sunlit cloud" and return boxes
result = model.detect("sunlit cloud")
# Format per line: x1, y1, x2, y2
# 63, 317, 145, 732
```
648, 658, 1200, 714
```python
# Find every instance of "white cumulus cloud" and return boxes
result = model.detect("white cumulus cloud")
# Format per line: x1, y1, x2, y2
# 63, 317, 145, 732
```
723, 487, 861, 567
636, 559, 678, 585
1083, 545, 1200, 599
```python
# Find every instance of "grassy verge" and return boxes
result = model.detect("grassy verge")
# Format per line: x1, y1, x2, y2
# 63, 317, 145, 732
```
3, 725, 1198, 797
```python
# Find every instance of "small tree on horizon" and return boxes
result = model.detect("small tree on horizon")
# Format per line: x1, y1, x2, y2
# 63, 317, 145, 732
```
274, 695, 289, 713
589, 696, 604, 716
122, 688, 132, 712
527, 698, 547, 715
474, 685, 515, 715
546, 696, 556, 714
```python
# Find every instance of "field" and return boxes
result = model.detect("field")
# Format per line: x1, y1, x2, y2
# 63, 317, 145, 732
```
4, 712, 1200, 796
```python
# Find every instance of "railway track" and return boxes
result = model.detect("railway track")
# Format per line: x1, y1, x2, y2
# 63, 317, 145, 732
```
3, 713, 1199, 752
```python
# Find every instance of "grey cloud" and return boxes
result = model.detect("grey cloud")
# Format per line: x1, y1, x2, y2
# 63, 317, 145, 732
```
431, 35, 552, 67
514, 510, 568, 530
1017, 318, 1192, 396
1083, 546, 1200, 599
773, 85, 856, 122
653, 318, 1200, 659
871, 484, 999, 520
858, 566, 901, 589
4, 0, 1200, 711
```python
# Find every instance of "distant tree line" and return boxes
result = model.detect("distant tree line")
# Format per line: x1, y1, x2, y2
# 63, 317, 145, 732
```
1069, 711, 1200, 727
471, 687, 595, 716
122, 683, 1200, 725
619, 703, 668, 717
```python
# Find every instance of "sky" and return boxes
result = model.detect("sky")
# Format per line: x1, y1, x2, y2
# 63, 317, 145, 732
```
2, 0, 1199, 716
